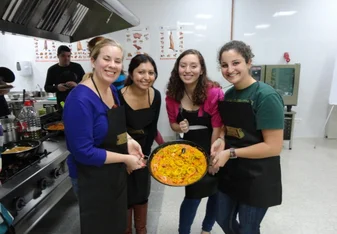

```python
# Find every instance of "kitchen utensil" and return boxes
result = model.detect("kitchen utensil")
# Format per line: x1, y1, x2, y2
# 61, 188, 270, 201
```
146, 140, 209, 187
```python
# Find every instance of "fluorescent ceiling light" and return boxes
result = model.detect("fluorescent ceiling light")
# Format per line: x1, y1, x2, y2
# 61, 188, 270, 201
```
183, 31, 194, 34
244, 33, 256, 36
177, 21, 195, 26
195, 25, 207, 30
273, 11, 297, 17
195, 14, 213, 19
255, 24, 270, 29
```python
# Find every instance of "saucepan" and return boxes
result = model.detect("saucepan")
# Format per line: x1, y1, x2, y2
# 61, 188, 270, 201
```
145, 140, 209, 187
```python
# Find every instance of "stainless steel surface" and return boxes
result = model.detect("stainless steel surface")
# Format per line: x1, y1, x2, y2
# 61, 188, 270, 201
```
0, 138, 71, 233
45, 105, 55, 114
15, 177, 72, 234
188, 125, 208, 130
0, 0, 139, 42
0, 118, 18, 144
8, 101, 23, 118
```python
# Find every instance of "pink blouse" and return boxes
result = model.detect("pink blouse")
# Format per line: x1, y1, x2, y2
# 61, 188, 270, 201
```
165, 87, 224, 128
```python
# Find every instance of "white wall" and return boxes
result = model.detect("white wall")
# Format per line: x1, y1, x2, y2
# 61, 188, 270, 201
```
233, 0, 337, 137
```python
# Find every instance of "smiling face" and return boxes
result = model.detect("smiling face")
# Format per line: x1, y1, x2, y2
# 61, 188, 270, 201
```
178, 54, 203, 86
91, 45, 123, 84
131, 61, 156, 90
220, 49, 251, 85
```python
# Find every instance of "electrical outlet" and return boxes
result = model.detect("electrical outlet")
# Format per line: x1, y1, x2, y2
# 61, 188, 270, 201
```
295, 118, 302, 123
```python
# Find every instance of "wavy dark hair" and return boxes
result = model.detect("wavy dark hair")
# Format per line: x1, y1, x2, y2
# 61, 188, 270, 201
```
166, 49, 219, 105
125, 54, 158, 86
217, 40, 255, 65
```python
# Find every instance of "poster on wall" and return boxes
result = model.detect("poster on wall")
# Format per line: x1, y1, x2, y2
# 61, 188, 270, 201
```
125, 27, 150, 60
34, 38, 90, 62
159, 26, 184, 60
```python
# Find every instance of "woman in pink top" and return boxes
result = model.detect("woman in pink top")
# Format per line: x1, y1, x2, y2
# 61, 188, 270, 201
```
166, 49, 224, 234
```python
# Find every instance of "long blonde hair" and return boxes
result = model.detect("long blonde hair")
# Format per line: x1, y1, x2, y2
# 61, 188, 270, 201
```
82, 37, 124, 82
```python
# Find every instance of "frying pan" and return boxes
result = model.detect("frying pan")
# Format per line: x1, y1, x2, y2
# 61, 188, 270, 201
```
43, 120, 64, 132
2, 140, 40, 159
145, 140, 209, 187
1, 132, 59, 164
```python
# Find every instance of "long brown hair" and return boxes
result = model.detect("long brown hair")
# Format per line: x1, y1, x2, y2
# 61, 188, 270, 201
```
166, 49, 219, 105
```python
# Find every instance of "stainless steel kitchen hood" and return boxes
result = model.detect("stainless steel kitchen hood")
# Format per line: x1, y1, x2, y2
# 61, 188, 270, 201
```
0, 0, 139, 42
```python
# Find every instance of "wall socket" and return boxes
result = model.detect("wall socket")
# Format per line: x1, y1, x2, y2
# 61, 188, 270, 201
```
295, 118, 302, 123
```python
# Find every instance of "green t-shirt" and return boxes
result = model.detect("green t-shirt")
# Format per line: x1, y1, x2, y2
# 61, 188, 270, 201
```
225, 82, 284, 130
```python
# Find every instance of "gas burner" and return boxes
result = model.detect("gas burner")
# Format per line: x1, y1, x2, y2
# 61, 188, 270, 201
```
0, 150, 51, 184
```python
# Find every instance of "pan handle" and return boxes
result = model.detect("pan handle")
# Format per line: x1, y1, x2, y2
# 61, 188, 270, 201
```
38, 131, 59, 142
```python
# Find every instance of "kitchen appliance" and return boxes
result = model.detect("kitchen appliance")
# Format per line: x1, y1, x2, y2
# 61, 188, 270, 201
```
0, 112, 71, 234
0, 0, 139, 42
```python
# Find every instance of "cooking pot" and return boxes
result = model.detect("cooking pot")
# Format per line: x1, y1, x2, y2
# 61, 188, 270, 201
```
0, 118, 18, 144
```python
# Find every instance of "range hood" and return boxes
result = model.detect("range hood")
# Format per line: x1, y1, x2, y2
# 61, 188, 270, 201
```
0, 0, 139, 42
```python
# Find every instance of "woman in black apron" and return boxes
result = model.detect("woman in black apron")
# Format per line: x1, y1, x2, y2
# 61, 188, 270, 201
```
63, 38, 144, 234
211, 40, 284, 234
166, 49, 224, 234
119, 54, 161, 234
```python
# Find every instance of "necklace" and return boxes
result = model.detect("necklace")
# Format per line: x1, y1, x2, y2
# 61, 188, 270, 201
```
184, 90, 194, 106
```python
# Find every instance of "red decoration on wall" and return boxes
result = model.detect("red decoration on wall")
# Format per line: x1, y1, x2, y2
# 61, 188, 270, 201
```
284, 52, 291, 63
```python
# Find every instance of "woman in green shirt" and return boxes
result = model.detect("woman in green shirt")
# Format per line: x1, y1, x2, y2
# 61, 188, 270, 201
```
211, 40, 284, 234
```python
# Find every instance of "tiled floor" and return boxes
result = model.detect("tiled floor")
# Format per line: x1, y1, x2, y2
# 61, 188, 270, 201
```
30, 138, 337, 234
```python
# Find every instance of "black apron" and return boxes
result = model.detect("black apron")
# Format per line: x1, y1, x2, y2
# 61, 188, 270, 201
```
124, 97, 154, 207
177, 107, 218, 199
217, 82, 282, 208
77, 78, 128, 234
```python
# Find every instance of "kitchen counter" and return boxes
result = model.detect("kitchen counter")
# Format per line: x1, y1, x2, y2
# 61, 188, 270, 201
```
0, 135, 71, 234
6, 98, 57, 105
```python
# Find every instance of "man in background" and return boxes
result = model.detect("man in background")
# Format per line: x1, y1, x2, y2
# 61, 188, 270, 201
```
44, 45, 85, 109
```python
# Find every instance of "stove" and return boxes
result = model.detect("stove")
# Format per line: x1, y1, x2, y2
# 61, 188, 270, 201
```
0, 150, 50, 184
0, 131, 71, 234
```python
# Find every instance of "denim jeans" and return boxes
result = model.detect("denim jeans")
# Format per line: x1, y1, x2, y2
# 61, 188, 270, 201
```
70, 177, 78, 199
178, 193, 218, 234
216, 191, 268, 234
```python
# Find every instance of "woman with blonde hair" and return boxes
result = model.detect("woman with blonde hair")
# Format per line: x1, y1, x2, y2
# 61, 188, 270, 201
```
63, 38, 145, 234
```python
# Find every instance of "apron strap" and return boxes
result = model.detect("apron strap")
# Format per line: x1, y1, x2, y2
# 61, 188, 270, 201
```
91, 77, 118, 108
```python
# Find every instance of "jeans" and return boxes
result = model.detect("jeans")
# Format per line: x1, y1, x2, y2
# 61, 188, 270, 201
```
216, 191, 268, 234
70, 177, 78, 198
179, 193, 218, 234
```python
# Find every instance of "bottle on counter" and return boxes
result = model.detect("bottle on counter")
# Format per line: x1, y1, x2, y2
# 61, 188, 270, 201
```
17, 100, 42, 140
